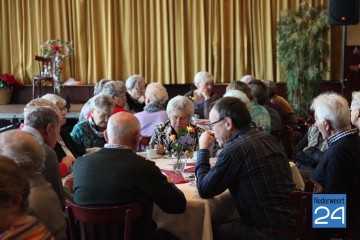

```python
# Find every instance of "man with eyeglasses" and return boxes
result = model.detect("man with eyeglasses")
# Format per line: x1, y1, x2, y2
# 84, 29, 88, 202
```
195, 97, 296, 239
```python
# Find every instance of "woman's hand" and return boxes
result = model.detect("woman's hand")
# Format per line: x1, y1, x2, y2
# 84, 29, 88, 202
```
155, 144, 165, 155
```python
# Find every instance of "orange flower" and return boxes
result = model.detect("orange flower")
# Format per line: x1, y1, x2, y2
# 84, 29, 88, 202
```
169, 134, 176, 140
186, 125, 195, 133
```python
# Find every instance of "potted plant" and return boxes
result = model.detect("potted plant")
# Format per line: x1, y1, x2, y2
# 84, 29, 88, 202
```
0, 74, 24, 104
277, 2, 329, 117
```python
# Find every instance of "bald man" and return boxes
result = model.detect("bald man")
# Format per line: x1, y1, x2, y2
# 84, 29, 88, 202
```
73, 112, 186, 240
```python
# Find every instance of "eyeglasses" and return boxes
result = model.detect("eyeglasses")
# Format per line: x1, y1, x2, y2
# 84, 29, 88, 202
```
350, 108, 359, 112
208, 118, 225, 130
58, 107, 69, 113
96, 111, 111, 120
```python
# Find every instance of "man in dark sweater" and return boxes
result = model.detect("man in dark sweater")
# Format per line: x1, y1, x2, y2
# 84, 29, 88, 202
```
311, 92, 360, 193
73, 112, 186, 240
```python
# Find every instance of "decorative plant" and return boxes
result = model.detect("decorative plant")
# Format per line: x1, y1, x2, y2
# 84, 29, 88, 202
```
0, 74, 24, 89
169, 126, 195, 170
40, 39, 74, 91
277, 2, 329, 117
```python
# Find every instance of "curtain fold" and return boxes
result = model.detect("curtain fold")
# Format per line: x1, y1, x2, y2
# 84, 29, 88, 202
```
0, 0, 334, 86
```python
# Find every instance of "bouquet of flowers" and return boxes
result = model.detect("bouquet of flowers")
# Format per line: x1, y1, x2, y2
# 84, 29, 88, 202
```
40, 39, 74, 90
169, 126, 195, 170
0, 74, 24, 89
189, 96, 204, 110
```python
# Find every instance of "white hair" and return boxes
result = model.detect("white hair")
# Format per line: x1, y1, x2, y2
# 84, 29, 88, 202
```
90, 93, 115, 114
351, 91, 360, 110
126, 74, 145, 90
166, 95, 194, 119
145, 83, 168, 104
224, 90, 251, 112
240, 75, 254, 84
311, 92, 350, 130
41, 93, 66, 107
102, 80, 126, 96
194, 71, 214, 88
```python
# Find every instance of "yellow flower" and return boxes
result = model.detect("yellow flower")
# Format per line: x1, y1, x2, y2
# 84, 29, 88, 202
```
186, 125, 195, 133
169, 134, 177, 140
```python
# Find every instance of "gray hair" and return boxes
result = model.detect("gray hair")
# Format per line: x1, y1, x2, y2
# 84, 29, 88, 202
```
194, 71, 214, 88
24, 106, 61, 129
145, 83, 168, 104
102, 80, 126, 97
23, 98, 61, 118
224, 90, 251, 112
351, 91, 360, 110
90, 93, 115, 114
167, 95, 194, 119
240, 75, 254, 84
311, 92, 350, 130
0, 130, 45, 176
126, 75, 145, 91
41, 93, 66, 107
94, 79, 112, 95
0, 157, 30, 212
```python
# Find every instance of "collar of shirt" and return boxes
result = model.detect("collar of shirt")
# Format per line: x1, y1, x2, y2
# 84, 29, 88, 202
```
21, 126, 44, 144
104, 143, 133, 151
327, 128, 358, 146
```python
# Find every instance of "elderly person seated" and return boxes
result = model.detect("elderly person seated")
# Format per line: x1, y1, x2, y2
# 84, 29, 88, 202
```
71, 93, 115, 151
79, 79, 111, 121
0, 157, 54, 239
135, 83, 169, 138
125, 74, 146, 113
150, 95, 215, 156
350, 91, 360, 133
41, 94, 80, 177
0, 130, 66, 239
101, 80, 128, 114
226, 80, 271, 132
184, 71, 219, 119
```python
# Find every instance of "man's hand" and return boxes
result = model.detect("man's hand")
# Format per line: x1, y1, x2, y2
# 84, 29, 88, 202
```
199, 130, 215, 150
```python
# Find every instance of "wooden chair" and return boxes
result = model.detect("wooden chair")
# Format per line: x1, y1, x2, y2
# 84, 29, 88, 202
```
33, 56, 56, 98
65, 199, 142, 240
271, 179, 324, 240
138, 136, 151, 152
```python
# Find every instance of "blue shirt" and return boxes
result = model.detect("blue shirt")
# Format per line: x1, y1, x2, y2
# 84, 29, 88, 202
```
195, 127, 296, 227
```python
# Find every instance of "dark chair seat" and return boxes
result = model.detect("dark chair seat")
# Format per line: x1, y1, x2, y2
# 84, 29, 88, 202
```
65, 199, 142, 240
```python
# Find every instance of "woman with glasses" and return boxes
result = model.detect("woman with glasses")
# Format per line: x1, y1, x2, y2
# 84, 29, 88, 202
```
150, 95, 215, 156
42, 94, 80, 178
184, 71, 219, 119
125, 74, 146, 113
71, 93, 115, 153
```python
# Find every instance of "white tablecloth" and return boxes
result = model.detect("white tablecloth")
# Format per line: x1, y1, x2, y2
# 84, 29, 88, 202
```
151, 157, 304, 240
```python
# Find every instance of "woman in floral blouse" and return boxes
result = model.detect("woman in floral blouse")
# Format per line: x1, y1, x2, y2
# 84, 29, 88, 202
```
150, 95, 206, 156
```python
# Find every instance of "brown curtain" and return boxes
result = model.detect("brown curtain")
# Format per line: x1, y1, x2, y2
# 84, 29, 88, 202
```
0, 0, 333, 85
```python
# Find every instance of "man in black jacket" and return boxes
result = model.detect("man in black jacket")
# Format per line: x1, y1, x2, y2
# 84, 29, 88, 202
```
73, 111, 186, 240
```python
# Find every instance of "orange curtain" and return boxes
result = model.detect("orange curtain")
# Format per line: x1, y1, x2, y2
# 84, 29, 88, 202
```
0, 0, 333, 85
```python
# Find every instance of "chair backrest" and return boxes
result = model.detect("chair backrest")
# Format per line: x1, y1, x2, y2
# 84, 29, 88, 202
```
65, 199, 142, 240
272, 179, 324, 240
34, 56, 56, 78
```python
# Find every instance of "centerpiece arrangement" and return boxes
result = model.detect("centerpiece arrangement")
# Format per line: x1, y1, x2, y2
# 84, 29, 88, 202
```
169, 125, 195, 173
40, 39, 74, 91
0, 74, 24, 104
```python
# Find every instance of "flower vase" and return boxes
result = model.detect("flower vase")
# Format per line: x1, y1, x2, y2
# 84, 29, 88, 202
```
173, 151, 187, 173
0, 88, 13, 105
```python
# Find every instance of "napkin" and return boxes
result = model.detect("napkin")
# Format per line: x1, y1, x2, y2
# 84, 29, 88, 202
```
161, 169, 187, 184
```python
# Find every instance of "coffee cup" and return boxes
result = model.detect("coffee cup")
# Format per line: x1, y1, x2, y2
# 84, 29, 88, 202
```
146, 149, 157, 158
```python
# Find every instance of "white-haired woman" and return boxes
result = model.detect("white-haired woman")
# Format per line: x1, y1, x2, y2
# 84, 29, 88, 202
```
184, 71, 219, 119
71, 93, 115, 151
102, 80, 128, 114
41, 94, 80, 178
149, 96, 207, 156
125, 74, 146, 113
134, 83, 169, 137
